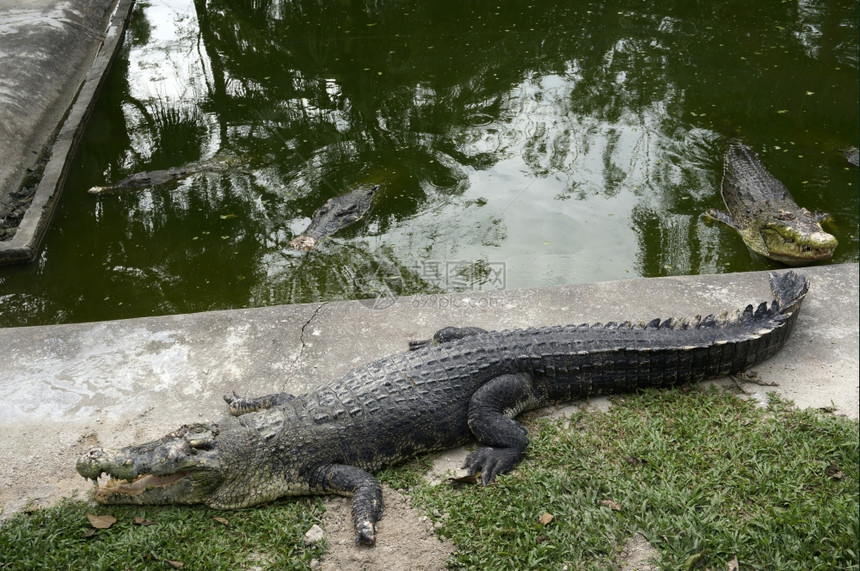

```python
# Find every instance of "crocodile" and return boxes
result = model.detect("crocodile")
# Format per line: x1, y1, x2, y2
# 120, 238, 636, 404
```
77, 271, 808, 546
289, 184, 378, 251
702, 140, 837, 265
87, 157, 236, 194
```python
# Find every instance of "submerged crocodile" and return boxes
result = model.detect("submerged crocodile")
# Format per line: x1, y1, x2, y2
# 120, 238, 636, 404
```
77, 271, 808, 546
289, 184, 378, 251
88, 157, 236, 194
703, 140, 837, 265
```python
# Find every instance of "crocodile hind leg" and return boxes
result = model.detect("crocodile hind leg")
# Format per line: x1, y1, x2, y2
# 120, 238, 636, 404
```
310, 464, 383, 546
408, 326, 488, 350
463, 372, 547, 486
222, 391, 295, 416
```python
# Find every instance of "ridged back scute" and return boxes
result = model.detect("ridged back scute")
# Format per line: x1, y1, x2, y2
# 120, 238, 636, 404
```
302, 272, 808, 427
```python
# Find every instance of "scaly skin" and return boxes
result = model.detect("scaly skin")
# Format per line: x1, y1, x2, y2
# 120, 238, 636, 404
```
703, 141, 837, 265
289, 184, 378, 251
87, 157, 237, 194
77, 271, 808, 546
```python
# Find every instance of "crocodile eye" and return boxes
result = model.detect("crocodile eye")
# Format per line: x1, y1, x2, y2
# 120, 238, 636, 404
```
186, 425, 217, 449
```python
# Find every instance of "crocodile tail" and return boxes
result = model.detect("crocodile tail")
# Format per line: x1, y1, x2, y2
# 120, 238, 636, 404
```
770, 270, 808, 316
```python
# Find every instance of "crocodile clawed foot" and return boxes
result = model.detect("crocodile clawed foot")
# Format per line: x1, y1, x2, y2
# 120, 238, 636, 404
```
463, 446, 524, 486
355, 521, 376, 546
223, 391, 244, 416
407, 339, 432, 351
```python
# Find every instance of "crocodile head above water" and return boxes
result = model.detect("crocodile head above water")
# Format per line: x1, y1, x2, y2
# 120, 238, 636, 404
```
289, 184, 379, 251
703, 141, 838, 266
755, 208, 839, 265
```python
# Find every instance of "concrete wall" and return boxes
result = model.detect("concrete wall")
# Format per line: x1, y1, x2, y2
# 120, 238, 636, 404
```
0, 264, 856, 516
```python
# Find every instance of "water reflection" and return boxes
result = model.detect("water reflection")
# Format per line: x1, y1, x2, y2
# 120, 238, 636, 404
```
0, 0, 856, 325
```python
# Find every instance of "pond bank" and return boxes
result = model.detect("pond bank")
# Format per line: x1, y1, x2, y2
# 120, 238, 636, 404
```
0, 0, 133, 262
0, 264, 856, 518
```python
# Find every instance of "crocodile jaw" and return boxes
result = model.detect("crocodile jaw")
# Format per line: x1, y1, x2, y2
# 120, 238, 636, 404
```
760, 224, 838, 265
92, 471, 204, 504
76, 424, 224, 505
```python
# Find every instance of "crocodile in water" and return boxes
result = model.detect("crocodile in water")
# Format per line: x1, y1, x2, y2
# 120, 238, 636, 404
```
77, 271, 808, 546
289, 184, 378, 251
702, 140, 837, 265
87, 157, 236, 194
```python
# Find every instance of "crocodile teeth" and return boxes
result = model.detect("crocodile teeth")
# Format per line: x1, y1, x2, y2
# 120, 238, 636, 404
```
98, 472, 189, 495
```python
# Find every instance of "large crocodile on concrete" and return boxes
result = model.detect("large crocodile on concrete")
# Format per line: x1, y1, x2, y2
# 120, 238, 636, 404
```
77, 271, 808, 546
703, 140, 837, 265
87, 157, 236, 194
289, 184, 378, 251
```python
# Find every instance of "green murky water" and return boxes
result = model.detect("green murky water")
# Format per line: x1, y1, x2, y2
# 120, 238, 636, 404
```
1, 0, 857, 326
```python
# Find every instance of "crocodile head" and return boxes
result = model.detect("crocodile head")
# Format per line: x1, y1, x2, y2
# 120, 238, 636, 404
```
758, 208, 838, 265
290, 184, 379, 250
76, 423, 246, 507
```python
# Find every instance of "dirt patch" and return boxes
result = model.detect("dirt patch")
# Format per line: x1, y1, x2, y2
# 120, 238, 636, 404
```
0, 424, 94, 518
619, 532, 661, 570
426, 445, 471, 485
313, 485, 454, 571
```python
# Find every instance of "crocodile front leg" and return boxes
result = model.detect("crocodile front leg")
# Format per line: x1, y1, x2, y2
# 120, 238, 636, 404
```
311, 464, 383, 546
463, 372, 547, 486
408, 326, 488, 350
701, 208, 737, 229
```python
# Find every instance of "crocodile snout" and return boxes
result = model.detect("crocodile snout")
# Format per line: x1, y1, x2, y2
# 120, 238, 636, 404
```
76, 448, 110, 480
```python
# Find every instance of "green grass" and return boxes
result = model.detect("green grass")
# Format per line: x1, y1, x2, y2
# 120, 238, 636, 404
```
0, 498, 325, 570
410, 388, 859, 570
1, 388, 856, 570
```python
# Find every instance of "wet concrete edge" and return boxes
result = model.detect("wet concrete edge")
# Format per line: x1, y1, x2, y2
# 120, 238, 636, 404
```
0, 0, 135, 264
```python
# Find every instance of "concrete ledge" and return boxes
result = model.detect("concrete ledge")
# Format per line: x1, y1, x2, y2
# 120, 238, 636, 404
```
0, 264, 856, 516
0, 0, 135, 263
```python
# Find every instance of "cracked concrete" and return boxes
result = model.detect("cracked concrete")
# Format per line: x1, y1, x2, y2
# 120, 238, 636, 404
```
288, 301, 331, 385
